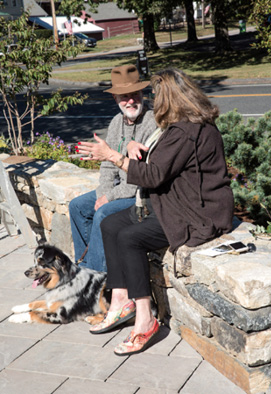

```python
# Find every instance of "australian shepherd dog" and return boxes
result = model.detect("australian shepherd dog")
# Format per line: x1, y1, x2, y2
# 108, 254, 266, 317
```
9, 244, 110, 324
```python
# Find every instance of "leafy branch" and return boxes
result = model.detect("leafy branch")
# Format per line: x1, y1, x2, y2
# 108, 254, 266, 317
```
0, 12, 88, 154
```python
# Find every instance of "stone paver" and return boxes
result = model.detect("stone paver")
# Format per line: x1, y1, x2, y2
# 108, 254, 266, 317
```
0, 232, 26, 257
8, 341, 124, 380
0, 336, 36, 370
55, 377, 138, 394
180, 361, 247, 394
0, 318, 57, 339
137, 389, 176, 394
0, 225, 246, 393
0, 370, 66, 394
108, 352, 201, 391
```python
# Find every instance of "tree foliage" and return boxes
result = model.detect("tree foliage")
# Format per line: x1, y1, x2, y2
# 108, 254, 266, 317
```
249, 0, 271, 54
220, 0, 254, 21
57, 0, 98, 19
0, 13, 87, 155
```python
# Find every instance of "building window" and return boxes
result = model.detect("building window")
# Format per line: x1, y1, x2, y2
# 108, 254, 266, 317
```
3, 0, 8, 5
12, 0, 17, 6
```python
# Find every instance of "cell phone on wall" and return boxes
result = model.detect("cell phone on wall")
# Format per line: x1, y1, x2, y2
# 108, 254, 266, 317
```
213, 241, 249, 254
197, 241, 249, 257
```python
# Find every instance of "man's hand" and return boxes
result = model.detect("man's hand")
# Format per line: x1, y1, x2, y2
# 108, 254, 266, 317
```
127, 140, 149, 160
95, 195, 109, 211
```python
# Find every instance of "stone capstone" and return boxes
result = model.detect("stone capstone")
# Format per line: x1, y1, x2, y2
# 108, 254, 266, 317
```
215, 260, 271, 309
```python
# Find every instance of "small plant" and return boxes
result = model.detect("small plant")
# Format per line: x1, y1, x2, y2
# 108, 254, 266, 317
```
248, 203, 271, 239
25, 132, 71, 161
0, 134, 11, 153
249, 221, 271, 238
25, 131, 100, 170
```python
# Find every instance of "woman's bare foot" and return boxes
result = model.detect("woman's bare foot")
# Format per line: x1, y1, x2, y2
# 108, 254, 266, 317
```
133, 296, 155, 334
108, 288, 130, 312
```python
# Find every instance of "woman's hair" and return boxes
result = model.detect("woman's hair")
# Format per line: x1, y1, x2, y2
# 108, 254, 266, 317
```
150, 68, 219, 129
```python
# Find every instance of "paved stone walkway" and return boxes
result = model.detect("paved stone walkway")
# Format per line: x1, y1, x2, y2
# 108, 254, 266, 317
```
0, 224, 246, 394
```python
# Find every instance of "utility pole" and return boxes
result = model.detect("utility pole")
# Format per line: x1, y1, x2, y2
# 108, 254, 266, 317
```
50, 0, 59, 47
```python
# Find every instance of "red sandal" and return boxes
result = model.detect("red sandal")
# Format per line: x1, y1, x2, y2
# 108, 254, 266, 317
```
114, 318, 159, 356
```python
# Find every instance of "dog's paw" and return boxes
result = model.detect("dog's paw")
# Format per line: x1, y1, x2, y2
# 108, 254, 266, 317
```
11, 304, 30, 314
8, 313, 32, 323
85, 313, 105, 325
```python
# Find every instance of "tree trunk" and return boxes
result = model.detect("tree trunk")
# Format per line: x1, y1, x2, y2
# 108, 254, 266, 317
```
3, 107, 17, 154
184, 0, 198, 42
143, 13, 159, 52
211, 0, 231, 53
3, 96, 18, 154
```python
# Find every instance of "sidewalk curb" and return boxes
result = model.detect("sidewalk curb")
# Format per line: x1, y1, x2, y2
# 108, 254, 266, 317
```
49, 77, 271, 89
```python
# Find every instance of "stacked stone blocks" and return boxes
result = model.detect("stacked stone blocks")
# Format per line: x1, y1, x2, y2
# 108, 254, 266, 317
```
150, 223, 271, 394
3, 159, 100, 258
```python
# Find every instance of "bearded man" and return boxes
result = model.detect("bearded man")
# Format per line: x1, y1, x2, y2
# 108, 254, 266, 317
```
69, 64, 156, 271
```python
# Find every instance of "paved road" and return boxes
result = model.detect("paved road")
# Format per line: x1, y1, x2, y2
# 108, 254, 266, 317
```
0, 224, 246, 394
1, 80, 270, 145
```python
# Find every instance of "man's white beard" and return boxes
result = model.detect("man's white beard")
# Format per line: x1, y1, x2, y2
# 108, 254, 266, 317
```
119, 101, 143, 122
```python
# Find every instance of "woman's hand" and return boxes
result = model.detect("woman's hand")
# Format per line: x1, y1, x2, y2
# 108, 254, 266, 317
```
76, 133, 130, 172
77, 134, 113, 161
127, 141, 149, 160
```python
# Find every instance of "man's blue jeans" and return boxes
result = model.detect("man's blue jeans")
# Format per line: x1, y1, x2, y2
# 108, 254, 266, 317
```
69, 190, 135, 272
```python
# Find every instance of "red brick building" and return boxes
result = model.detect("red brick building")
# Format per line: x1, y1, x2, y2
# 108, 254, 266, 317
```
82, 2, 139, 39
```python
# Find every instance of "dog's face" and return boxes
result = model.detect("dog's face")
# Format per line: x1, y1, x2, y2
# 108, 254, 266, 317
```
25, 245, 73, 290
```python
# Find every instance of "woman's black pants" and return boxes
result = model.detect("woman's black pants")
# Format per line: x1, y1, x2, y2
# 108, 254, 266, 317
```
101, 207, 169, 299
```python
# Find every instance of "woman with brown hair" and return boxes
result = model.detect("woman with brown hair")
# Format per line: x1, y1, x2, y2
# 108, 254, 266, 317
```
77, 68, 234, 356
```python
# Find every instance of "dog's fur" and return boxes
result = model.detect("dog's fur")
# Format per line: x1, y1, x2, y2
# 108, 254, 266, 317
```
9, 244, 110, 324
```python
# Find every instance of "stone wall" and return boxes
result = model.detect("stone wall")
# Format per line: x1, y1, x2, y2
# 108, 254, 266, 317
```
3, 158, 271, 394
150, 224, 271, 394
2, 159, 100, 258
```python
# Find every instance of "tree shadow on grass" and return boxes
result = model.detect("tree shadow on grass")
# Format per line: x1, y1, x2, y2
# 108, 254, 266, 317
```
151, 46, 267, 73
150, 31, 268, 78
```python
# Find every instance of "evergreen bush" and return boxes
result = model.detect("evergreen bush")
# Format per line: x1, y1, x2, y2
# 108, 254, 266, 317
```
216, 110, 271, 225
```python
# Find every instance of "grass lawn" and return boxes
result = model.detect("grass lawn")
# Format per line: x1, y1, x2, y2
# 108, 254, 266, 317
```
52, 27, 271, 83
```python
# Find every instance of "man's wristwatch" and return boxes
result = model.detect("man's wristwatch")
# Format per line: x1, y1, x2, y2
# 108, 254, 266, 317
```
115, 154, 126, 169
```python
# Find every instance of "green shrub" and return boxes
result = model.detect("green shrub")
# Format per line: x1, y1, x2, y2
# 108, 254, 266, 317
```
216, 110, 271, 225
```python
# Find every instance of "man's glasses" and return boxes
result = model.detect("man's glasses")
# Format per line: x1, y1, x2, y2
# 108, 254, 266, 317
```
118, 91, 142, 101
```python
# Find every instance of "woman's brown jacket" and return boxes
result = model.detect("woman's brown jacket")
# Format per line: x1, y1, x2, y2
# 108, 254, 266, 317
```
127, 121, 234, 253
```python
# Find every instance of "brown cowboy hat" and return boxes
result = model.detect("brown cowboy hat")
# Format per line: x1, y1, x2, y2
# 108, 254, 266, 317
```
104, 64, 150, 94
